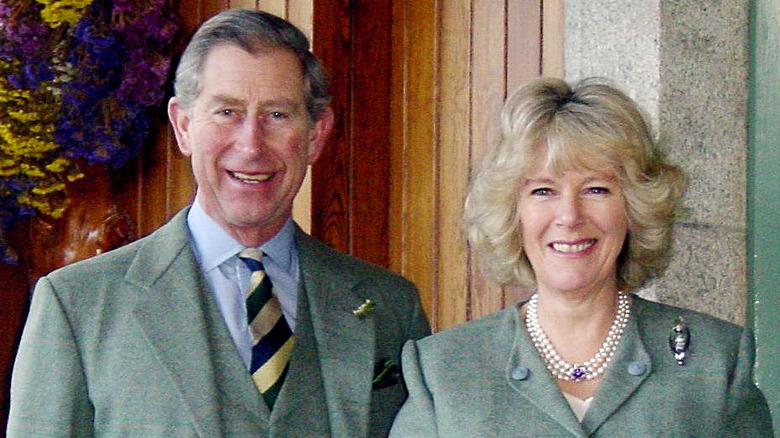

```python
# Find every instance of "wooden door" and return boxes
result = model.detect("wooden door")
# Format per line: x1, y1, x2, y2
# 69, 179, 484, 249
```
388, 0, 562, 330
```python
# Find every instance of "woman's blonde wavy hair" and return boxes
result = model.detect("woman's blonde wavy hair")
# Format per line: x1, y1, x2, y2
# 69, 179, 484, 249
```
463, 77, 686, 291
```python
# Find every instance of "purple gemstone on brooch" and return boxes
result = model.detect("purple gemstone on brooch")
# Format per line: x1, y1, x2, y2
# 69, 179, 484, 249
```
572, 368, 585, 379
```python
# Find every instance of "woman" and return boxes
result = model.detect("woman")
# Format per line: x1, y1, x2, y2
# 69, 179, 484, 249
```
389, 77, 773, 437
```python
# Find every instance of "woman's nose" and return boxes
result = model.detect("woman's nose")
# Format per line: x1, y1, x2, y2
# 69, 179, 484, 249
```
554, 194, 584, 227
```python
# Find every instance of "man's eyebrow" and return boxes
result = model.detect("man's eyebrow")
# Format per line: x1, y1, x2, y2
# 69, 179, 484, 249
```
206, 94, 245, 107
205, 94, 302, 110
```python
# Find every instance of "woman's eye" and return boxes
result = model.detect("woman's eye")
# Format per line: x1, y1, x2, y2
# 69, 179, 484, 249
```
587, 186, 611, 195
530, 188, 552, 196
218, 109, 235, 117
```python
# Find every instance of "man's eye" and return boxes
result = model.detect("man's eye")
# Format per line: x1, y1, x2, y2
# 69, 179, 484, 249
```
270, 111, 288, 119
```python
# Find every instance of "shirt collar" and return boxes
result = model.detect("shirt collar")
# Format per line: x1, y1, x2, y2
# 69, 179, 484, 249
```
187, 196, 296, 273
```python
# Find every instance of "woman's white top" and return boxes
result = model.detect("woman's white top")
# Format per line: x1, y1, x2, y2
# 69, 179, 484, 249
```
563, 392, 593, 422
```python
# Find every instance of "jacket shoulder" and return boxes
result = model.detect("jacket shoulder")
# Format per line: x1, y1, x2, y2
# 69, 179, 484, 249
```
42, 210, 190, 293
416, 307, 517, 356
632, 295, 745, 364
633, 296, 742, 335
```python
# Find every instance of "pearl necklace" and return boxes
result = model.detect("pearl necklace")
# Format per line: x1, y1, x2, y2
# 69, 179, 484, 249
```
525, 292, 631, 382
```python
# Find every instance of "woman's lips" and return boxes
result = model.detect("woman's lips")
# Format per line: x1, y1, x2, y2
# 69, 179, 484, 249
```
550, 239, 596, 253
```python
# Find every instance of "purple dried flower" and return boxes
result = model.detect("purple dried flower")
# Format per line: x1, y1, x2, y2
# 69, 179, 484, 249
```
0, 0, 178, 262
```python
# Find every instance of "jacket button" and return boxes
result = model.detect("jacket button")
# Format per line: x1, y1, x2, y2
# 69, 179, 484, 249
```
511, 366, 530, 381
627, 361, 647, 376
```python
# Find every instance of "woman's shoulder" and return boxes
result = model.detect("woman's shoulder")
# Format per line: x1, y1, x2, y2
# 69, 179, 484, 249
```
633, 295, 742, 332
415, 306, 520, 355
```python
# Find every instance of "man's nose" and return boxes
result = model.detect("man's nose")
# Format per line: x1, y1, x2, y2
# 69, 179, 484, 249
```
237, 119, 267, 153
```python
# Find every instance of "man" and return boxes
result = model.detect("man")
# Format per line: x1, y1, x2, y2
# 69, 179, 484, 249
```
8, 9, 430, 437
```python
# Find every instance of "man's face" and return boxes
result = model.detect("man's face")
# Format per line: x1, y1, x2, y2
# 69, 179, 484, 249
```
169, 45, 332, 245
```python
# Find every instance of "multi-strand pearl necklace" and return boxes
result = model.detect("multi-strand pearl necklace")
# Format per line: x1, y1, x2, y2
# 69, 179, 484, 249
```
525, 292, 631, 382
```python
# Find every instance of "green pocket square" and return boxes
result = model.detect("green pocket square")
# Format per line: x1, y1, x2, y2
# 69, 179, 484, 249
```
372, 358, 400, 390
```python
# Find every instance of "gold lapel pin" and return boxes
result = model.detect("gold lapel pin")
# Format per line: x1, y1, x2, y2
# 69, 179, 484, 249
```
669, 316, 691, 365
352, 299, 375, 318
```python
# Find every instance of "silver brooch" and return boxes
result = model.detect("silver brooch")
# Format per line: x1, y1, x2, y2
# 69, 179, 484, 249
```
352, 299, 375, 318
669, 316, 690, 365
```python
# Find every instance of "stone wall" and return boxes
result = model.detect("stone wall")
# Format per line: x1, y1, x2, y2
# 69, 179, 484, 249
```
564, 0, 750, 324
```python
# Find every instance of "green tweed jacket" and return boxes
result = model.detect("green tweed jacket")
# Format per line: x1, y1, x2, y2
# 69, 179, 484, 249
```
8, 208, 430, 437
390, 296, 773, 437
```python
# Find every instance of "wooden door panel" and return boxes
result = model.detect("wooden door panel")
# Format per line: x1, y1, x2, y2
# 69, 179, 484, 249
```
311, 0, 393, 268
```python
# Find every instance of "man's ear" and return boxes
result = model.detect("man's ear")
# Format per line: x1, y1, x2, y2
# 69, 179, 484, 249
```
168, 97, 193, 157
306, 106, 334, 165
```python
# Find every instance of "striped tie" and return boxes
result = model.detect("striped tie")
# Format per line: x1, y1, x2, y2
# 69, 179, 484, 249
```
238, 248, 295, 409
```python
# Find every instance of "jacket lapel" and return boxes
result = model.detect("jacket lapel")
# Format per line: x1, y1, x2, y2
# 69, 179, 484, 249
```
127, 210, 266, 437
581, 299, 651, 434
295, 229, 375, 438
506, 308, 589, 438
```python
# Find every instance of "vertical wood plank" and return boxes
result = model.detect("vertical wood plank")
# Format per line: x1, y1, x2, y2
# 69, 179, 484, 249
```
407, 0, 438, 327
390, 0, 439, 326
469, 0, 509, 322
287, 0, 312, 34
436, 0, 472, 329
508, 0, 542, 89
541, 0, 564, 78
231, 0, 258, 10
311, 0, 351, 254
389, 0, 408, 275
288, 0, 313, 233
257, 0, 286, 17
350, 0, 393, 267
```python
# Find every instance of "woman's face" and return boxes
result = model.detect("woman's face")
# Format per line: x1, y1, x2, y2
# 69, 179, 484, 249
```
517, 165, 629, 296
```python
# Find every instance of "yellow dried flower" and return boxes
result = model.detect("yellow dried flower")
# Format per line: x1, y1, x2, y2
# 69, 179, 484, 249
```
36, 0, 95, 28
21, 164, 46, 178
45, 157, 71, 173
67, 171, 85, 182
31, 182, 66, 195
0, 167, 20, 177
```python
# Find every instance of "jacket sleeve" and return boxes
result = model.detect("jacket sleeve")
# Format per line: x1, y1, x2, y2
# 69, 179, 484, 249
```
723, 327, 774, 437
389, 340, 439, 437
7, 277, 95, 437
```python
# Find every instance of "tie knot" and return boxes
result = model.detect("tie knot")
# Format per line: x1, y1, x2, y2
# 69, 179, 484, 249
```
239, 248, 265, 272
